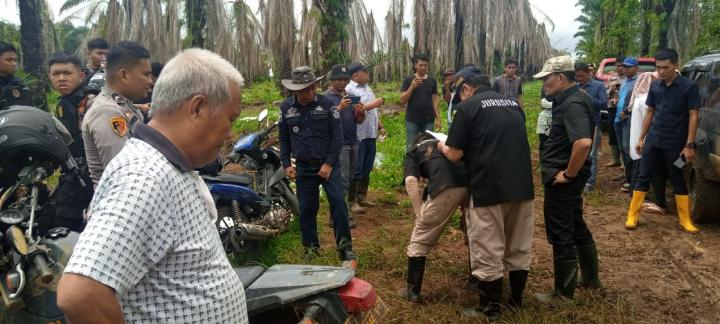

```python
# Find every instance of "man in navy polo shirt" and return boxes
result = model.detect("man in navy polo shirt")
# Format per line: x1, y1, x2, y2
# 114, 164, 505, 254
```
625, 49, 700, 233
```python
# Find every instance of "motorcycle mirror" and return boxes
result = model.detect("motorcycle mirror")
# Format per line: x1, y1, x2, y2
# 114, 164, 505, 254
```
5, 226, 28, 256
258, 109, 268, 123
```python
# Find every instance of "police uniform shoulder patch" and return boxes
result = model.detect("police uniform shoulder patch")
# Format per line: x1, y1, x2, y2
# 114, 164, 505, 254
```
110, 93, 127, 105
110, 116, 128, 137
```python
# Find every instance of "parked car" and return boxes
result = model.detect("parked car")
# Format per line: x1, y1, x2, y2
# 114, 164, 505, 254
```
595, 57, 656, 82
681, 52, 720, 222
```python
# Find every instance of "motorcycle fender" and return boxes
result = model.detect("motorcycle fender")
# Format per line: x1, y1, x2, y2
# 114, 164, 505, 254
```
244, 264, 354, 315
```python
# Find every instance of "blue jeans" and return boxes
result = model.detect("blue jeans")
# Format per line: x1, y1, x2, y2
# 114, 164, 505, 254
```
296, 161, 352, 250
355, 138, 376, 181
614, 118, 633, 183
586, 127, 602, 188
405, 121, 435, 150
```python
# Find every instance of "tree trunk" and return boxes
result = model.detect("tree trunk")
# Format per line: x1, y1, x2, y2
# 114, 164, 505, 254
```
186, 0, 207, 48
453, 0, 464, 70
658, 0, 675, 49
640, 0, 653, 56
18, 0, 47, 110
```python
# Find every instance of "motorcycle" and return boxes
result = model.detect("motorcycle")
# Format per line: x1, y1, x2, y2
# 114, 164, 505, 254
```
0, 106, 82, 323
0, 107, 384, 323
202, 109, 299, 253
238, 263, 385, 323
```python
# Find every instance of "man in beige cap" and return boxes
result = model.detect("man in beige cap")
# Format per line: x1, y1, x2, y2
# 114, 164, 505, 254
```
533, 56, 601, 302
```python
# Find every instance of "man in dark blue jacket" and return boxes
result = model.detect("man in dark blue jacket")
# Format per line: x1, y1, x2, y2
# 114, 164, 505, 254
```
279, 66, 356, 265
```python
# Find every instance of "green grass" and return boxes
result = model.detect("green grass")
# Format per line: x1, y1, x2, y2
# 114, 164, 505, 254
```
231, 80, 544, 258
227, 80, 638, 323
242, 80, 283, 106
369, 80, 543, 191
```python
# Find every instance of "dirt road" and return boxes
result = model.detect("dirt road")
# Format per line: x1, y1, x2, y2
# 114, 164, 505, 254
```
317, 139, 720, 323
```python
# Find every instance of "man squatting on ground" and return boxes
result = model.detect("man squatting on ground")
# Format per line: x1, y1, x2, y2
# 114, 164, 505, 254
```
398, 132, 468, 303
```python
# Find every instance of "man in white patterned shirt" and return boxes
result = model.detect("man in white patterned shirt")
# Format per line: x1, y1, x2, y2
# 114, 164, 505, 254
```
57, 48, 249, 324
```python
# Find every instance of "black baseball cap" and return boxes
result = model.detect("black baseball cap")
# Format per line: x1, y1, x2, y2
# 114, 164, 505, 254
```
328, 64, 350, 80
348, 62, 367, 75
451, 65, 485, 92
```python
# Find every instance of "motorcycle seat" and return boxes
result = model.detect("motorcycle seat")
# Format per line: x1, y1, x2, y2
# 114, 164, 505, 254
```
235, 265, 265, 288
202, 173, 253, 186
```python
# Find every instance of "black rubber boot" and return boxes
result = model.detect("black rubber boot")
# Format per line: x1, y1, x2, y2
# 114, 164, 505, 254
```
397, 256, 426, 303
506, 270, 529, 309
357, 179, 376, 207
478, 278, 503, 320
577, 243, 602, 289
535, 259, 578, 302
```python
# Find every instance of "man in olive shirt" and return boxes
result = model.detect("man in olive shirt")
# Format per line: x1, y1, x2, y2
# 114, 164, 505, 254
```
533, 56, 601, 301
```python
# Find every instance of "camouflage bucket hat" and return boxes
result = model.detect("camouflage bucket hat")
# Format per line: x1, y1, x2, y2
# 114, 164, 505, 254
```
281, 66, 325, 91
533, 56, 575, 79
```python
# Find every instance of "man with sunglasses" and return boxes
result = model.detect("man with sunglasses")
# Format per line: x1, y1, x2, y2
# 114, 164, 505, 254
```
533, 56, 601, 302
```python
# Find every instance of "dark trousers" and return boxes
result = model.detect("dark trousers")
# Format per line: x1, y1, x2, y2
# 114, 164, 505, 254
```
614, 118, 633, 183
355, 138, 376, 181
631, 157, 668, 209
296, 161, 352, 250
539, 134, 549, 154
53, 172, 93, 232
634, 144, 688, 195
543, 176, 595, 261
607, 107, 618, 146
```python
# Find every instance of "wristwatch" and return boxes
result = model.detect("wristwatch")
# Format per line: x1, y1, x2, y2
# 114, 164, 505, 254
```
685, 142, 697, 149
563, 170, 577, 181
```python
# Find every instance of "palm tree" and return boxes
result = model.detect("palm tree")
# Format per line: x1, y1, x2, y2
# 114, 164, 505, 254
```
18, 0, 49, 110
260, 0, 295, 92
232, 0, 265, 80
185, 0, 206, 48
313, 0, 351, 73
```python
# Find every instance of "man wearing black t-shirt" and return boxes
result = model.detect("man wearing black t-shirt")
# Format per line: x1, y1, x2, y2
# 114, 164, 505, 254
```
533, 56, 600, 302
400, 54, 440, 150
440, 66, 534, 320
626, 49, 700, 233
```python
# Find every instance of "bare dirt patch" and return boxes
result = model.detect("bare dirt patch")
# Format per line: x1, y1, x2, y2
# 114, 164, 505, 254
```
310, 134, 720, 323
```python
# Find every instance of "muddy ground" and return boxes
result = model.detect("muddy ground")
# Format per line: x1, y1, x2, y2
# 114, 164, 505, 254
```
311, 135, 720, 323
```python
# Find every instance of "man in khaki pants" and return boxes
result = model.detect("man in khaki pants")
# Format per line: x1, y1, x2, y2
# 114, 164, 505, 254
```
440, 66, 534, 320
397, 132, 468, 303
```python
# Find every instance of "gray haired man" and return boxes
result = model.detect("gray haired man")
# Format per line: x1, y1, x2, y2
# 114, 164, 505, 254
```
57, 48, 249, 323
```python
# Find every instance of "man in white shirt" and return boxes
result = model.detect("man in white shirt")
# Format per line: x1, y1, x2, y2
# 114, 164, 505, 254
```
57, 48, 249, 324
345, 62, 385, 208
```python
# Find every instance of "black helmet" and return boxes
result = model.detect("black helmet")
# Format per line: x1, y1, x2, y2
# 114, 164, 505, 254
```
0, 106, 74, 182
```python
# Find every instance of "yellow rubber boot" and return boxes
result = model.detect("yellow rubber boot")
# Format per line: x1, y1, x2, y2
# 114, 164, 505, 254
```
625, 191, 646, 230
675, 195, 699, 233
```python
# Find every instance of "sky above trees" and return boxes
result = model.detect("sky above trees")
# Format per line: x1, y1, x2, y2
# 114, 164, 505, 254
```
0, 0, 580, 54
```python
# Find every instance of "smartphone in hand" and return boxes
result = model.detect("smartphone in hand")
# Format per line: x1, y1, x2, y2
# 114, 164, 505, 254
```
673, 155, 687, 169
348, 96, 361, 105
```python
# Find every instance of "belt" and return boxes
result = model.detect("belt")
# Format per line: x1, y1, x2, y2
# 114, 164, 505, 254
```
298, 159, 324, 167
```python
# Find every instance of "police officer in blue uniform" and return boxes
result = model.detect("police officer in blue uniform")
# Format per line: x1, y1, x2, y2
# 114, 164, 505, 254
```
279, 66, 357, 265
0, 41, 30, 110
